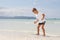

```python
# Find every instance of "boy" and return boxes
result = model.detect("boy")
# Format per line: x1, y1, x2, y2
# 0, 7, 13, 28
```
32, 8, 46, 36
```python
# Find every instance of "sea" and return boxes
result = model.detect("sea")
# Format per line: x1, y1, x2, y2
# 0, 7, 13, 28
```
0, 19, 60, 36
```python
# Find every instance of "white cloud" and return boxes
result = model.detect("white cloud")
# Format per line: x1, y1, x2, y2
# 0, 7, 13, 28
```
0, 7, 33, 17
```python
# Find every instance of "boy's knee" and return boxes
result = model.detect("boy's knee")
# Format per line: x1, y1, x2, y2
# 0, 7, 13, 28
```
37, 25, 40, 28
42, 27, 44, 29
37, 26, 39, 29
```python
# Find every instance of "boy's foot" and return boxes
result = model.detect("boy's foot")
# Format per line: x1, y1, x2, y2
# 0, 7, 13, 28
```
43, 34, 46, 36
36, 34, 39, 35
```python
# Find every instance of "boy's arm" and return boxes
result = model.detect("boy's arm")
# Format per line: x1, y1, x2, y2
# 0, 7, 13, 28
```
41, 14, 45, 20
34, 19, 39, 24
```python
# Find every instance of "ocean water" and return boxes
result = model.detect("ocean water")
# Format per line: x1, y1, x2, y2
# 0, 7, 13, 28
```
0, 19, 60, 36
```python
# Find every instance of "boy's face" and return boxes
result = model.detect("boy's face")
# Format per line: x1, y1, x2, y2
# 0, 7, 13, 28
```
33, 11, 38, 14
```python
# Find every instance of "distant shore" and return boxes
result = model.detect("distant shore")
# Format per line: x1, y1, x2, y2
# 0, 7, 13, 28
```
0, 16, 60, 20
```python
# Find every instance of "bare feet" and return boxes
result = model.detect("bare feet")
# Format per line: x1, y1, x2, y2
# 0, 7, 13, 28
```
36, 33, 39, 35
43, 34, 46, 36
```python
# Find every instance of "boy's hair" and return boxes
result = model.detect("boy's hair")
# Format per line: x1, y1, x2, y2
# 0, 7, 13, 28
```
32, 8, 37, 12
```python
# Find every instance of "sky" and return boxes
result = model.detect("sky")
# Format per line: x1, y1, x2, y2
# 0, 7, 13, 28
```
0, 0, 60, 18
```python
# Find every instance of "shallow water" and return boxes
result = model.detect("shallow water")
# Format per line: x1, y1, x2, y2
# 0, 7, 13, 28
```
0, 19, 60, 35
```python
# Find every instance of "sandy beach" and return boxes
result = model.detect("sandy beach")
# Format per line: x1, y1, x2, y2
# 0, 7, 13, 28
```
0, 30, 60, 40
0, 19, 60, 40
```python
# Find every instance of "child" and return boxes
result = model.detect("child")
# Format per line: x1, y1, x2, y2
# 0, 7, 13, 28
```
32, 8, 46, 36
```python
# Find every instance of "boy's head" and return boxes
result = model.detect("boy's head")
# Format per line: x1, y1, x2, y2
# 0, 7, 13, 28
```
32, 8, 38, 14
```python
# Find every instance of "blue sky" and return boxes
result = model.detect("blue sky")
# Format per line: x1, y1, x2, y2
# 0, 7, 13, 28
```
0, 0, 60, 18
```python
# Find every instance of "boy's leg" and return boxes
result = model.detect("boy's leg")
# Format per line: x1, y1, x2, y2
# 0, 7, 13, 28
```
37, 24, 41, 35
41, 24, 45, 36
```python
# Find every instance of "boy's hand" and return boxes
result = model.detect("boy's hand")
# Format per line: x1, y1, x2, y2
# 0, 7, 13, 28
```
34, 19, 39, 24
41, 18, 44, 20
34, 21, 37, 24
